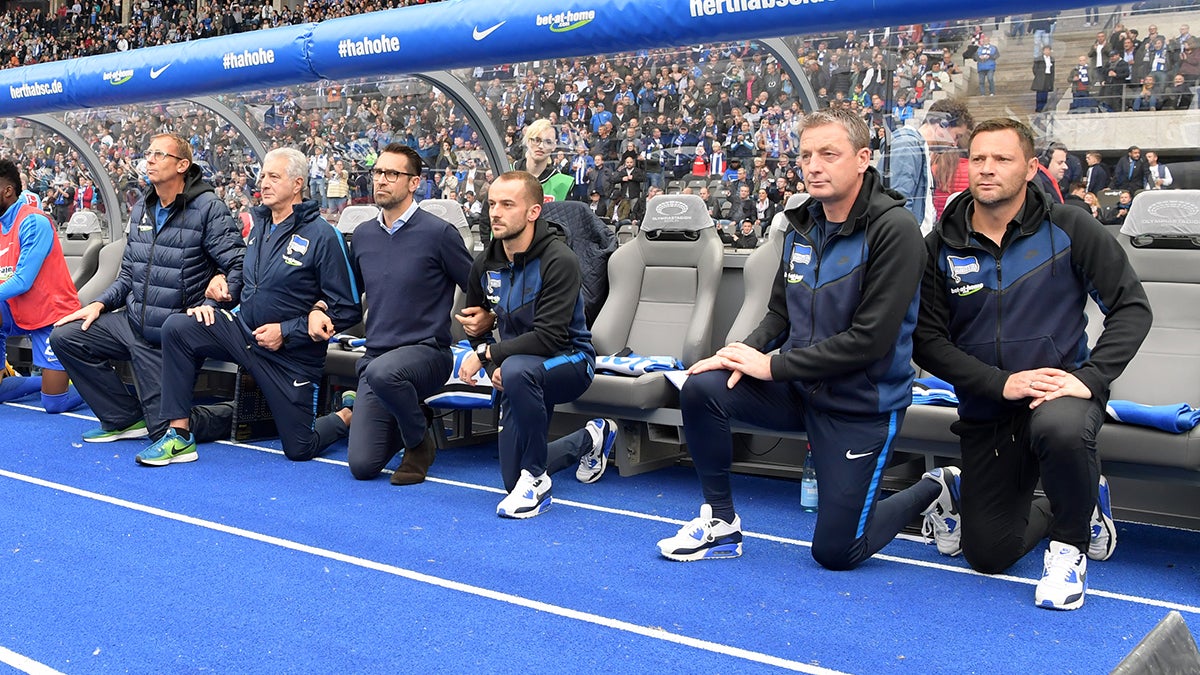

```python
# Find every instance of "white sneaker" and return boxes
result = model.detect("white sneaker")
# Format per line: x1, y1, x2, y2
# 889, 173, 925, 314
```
1088, 475, 1117, 561
657, 504, 743, 562
1035, 541, 1088, 610
576, 418, 616, 484
497, 469, 552, 519
920, 466, 963, 556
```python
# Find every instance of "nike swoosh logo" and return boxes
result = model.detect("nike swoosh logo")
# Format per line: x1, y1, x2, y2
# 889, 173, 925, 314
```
845, 449, 874, 460
150, 64, 171, 79
472, 21, 505, 41
293, 380, 311, 387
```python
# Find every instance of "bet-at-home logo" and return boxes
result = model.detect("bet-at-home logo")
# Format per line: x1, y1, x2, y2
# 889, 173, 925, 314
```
536, 9, 595, 32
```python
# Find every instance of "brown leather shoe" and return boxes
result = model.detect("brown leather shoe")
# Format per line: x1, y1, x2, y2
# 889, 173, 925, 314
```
390, 432, 437, 485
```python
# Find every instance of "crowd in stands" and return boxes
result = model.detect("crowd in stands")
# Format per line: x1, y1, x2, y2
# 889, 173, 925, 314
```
0, 0, 434, 66
1067, 21, 1200, 111
0, 1, 1194, 249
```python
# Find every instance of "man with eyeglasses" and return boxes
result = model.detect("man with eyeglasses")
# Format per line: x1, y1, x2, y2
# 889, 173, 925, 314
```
51, 133, 244, 445
344, 143, 474, 485
134, 147, 360, 466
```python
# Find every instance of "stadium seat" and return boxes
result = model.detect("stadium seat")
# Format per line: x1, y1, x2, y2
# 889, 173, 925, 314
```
575, 194, 724, 410
724, 194, 805, 344
335, 205, 381, 237
1093, 190, 1200, 471
64, 210, 103, 238
76, 238, 126, 306
541, 200, 618, 326
417, 199, 476, 251
59, 234, 103, 290
616, 223, 638, 245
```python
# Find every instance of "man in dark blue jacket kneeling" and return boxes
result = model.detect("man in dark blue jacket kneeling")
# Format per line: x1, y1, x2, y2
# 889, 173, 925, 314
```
138, 147, 361, 466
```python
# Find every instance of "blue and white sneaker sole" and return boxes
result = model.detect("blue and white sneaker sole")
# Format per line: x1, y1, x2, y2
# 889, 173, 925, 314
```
1089, 478, 1117, 561
659, 539, 744, 562
1037, 589, 1086, 611
577, 420, 617, 484
497, 495, 552, 519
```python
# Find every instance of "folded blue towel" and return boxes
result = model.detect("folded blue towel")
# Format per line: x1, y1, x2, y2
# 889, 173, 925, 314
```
596, 353, 684, 376
912, 376, 958, 406
1106, 400, 1200, 434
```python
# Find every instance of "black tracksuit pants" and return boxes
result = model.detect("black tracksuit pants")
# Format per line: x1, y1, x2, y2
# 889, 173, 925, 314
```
955, 395, 1104, 574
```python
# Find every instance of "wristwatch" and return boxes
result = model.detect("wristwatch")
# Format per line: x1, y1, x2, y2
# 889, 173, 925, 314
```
475, 343, 490, 365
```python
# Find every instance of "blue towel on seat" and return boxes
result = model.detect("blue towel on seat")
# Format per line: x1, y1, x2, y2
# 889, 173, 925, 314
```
1106, 400, 1200, 434
912, 376, 958, 406
595, 352, 684, 376
425, 341, 494, 409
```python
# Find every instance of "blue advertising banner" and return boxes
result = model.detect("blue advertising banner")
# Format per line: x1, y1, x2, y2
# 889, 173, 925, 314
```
0, 0, 1096, 116
2, 25, 314, 116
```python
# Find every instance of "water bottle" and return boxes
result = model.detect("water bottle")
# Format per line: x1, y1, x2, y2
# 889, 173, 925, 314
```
800, 445, 818, 513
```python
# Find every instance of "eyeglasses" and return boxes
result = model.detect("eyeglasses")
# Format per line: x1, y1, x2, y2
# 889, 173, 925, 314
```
371, 168, 420, 183
144, 149, 185, 162
530, 138, 557, 147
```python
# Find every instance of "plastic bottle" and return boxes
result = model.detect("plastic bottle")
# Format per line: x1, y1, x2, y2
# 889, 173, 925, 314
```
801, 445, 818, 513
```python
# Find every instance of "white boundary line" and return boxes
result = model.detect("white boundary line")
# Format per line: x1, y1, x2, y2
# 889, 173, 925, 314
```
0, 467, 845, 675
0, 646, 65, 675
215, 439, 1200, 616
8, 401, 1200, 616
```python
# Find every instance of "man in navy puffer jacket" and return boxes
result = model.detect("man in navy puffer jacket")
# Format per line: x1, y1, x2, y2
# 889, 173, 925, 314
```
51, 133, 245, 444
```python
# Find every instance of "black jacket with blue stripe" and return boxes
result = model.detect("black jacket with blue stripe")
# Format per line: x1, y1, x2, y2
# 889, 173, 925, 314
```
914, 184, 1151, 421
465, 218, 594, 366
743, 166, 926, 416
242, 200, 362, 372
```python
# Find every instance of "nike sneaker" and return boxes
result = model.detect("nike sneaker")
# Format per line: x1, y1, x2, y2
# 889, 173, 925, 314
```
1088, 475, 1117, 561
135, 428, 197, 466
921, 466, 963, 556
82, 419, 149, 443
497, 469, 552, 519
657, 504, 743, 562
576, 418, 616, 484
1035, 541, 1088, 610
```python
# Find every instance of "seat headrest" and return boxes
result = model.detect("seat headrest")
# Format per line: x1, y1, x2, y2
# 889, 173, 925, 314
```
640, 194, 714, 233
418, 199, 470, 230
774, 193, 810, 232
336, 205, 380, 234
783, 192, 809, 212
65, 210, 102, 236
1120, 190, 1200, 245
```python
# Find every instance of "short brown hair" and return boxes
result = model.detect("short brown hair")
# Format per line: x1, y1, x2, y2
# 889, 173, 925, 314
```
381, 142, 423, 176
969, 118, 1035, 160
150, 133, 193, 163
495, 170, 544, 205
800, 108, 871, 152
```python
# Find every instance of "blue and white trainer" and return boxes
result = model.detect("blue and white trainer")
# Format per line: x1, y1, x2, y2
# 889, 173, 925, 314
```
576, 418, 616, 484
1035, 541, 1088, 610
1088, 475, 1117, 561
657, 504, 743, 562
497, 469, 552, 519
921, 466, 963, 556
